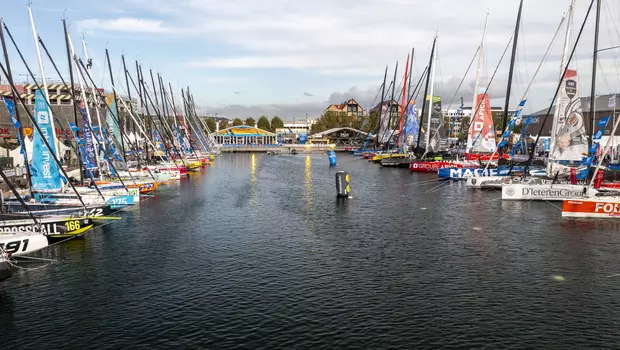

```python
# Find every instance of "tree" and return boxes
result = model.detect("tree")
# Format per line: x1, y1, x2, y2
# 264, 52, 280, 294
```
218, 120, 229, 131
245, 117, 256, 127
257, 116, 270, 130
206, 117, 217, 132
232, 118, 243, 126
271, 116, 284, 131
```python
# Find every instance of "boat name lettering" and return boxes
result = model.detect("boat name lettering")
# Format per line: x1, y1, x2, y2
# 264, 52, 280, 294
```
0, 224, 59, 235
521, 188, 586, 198
0, 238, 29, 254
594, 202, 620, 214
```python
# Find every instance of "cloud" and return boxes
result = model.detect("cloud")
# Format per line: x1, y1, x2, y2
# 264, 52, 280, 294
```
77, 17, 187, 34
74, 0, 606, 114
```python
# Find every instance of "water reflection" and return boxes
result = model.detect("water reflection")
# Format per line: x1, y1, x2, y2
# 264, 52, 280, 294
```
304, 155, 312, 211
250, 154, 258, 207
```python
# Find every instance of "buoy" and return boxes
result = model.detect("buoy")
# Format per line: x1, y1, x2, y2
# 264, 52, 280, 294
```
335, 171, 350, 197
328, 150, 337, 167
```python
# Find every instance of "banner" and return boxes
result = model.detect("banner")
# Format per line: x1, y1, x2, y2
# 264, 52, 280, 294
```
31, 90, 62, 191
467, 91, 496, 152
402, 103, 419, 151
79, 101, 98, 170
3, 97, 26, 156
105, 93, 122, 148
549, 69, 588, 162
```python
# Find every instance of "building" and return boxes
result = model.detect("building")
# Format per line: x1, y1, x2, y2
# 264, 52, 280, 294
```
325, 98, 364, 118
529, 93, 620, 137
0, 82, 137, 143
215, 125, 278, 146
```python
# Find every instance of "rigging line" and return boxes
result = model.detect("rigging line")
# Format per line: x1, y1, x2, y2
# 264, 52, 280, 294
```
443, 45, 480, 112
602, 0, 620, 88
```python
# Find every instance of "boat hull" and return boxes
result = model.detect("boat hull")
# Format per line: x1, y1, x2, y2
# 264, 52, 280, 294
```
562, 198, 620, 218
0, 234, 49, 256
501, 183, 594, 201
409, 161, 460, 173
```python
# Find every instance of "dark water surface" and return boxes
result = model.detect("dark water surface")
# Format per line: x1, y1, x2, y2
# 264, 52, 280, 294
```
2, 153, 620, 349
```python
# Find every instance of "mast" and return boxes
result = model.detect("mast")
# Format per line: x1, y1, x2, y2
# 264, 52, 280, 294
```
375, 66, 388, 148
397, 52, 411, 149
62, 17, 82, 184
105, 48, 126, 162
0, 20, 32, 193
502, 0, 523, 133
589, 0, 601, 147
385, 62, 398, 150
424, 35, 438, 154
27, 4, 58, 155
81, 36, 105, 145
67, 32, 101, 175
472, 14, 488, 130
122, 55, 135, 135
416, 37, 436, 151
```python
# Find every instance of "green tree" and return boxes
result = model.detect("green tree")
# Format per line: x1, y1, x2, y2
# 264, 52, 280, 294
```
257, 116, 270, 130
271, 116, 284, 131
218, 120, 229, 131
364, 111, 380, 133
232, 118, 243, 126
205, 117, 217, 132
245, 117, 256, 127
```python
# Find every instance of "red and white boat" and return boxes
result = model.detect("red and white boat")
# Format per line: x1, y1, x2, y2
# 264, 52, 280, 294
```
562, 198, 620, 218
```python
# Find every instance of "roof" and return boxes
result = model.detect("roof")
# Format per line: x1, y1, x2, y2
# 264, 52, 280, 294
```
216, 125, 275, 136
531, 93, 620, 115
310, 127, 375, 139
325, 98, 362, 111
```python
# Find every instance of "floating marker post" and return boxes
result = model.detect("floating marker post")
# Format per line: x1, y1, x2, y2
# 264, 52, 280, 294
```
328, 150, 337, 167
335, 171, 350, 197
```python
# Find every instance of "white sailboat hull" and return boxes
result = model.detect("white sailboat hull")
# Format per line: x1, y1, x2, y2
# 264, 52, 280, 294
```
0, 234, 48, 256
501, 183, 595, 201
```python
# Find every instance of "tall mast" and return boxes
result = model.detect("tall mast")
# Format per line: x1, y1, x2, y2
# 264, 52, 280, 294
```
0, 20, 32, 193
105, 48, 126, 162
375, 66, 388, 147
27, 4, 58, 155
122, 55, 135, 135
416, 37, 436, 151
472, 13, 488, 132
67, 32, 101, 174
424, 35, 438, 154
385, 62, 398, 149
81, 35, 105, 145
62, 17, 82, 184
589, 0, 601, 147
397, 51, 412, 149
501, 0, 523, 133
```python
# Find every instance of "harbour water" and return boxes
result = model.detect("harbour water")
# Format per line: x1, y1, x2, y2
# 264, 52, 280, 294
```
2, 153, 620, 348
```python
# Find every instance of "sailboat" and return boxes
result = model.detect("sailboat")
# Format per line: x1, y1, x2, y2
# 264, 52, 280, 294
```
501, 0, 609, 201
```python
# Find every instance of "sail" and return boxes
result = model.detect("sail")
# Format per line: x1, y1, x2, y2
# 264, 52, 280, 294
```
547, 69, 588, 175
402, 103, 420, 151
427, 95, 448, 152
467, 90, 496, 153
105, 93, 122, 147
31, 90, 62, 191
377, 104, 390, 144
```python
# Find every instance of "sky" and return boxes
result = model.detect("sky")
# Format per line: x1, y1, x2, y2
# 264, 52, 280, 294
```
3, 0, 620, 121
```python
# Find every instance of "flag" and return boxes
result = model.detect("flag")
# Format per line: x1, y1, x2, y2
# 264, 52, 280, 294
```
609, 95, 616, 108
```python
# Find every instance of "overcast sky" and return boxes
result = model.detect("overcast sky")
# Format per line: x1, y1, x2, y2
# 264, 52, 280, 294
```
3, 0, 620, 120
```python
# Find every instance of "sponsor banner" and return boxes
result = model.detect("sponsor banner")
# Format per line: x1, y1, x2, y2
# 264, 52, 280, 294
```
409, 161, 457, 173
503, 185, 588, 199
438, 167, 505, 179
